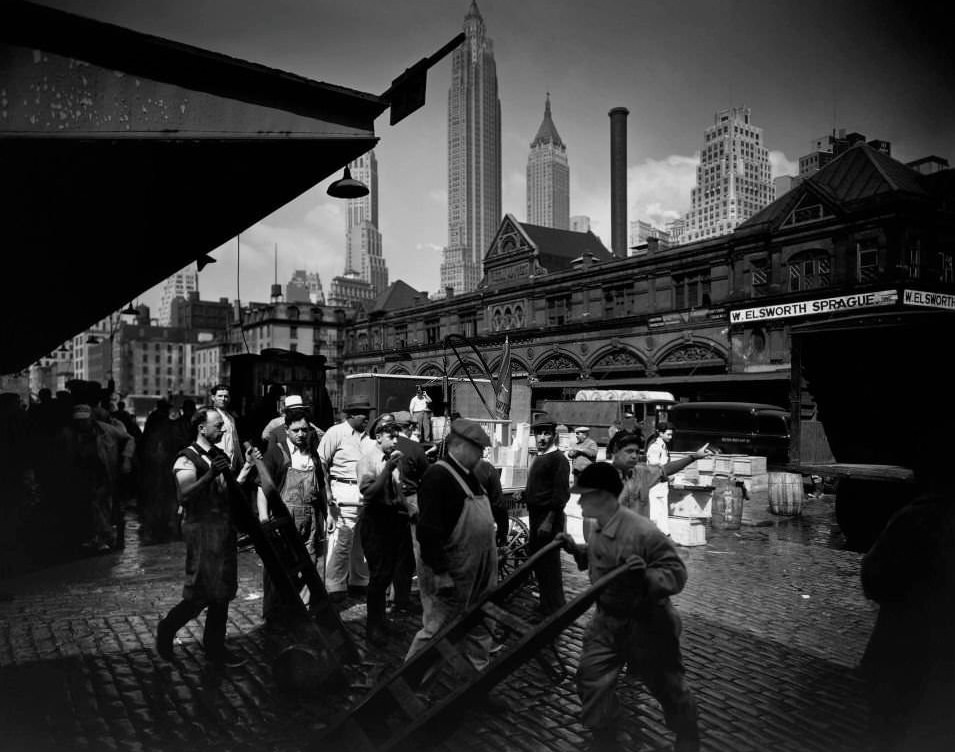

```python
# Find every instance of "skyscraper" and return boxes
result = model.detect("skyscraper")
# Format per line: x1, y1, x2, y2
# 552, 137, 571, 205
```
286, 269, 325, 304
157, 264, 198, 325
345, 150, 388, 296
680, 107, 774, 244
440, 0, 502, 294
526, 94, 569, 230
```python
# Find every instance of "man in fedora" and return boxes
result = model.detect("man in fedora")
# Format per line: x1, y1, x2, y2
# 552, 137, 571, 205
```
317, 399, 372, 603
525, 412, 571, 616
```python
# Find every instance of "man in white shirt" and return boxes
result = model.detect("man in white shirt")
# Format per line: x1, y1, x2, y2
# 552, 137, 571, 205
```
317, 400, 372, 603
409, 385, 433, 442
210, 384, 241, 472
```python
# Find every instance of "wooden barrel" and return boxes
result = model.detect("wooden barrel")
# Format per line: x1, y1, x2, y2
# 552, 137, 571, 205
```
710, 478, 743, 530
768, 472, 804, 516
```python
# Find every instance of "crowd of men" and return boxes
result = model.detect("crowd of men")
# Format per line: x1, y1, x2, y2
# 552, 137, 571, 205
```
3, 382, 949, 752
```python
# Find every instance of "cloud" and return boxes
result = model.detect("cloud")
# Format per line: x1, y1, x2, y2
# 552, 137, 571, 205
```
428, 189, 447, 205
769, 150, 798, 178
304, 201, 343, 227
627, 154, 699, 228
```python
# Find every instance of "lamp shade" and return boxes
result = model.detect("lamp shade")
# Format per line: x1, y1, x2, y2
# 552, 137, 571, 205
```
326, 166, 369, 199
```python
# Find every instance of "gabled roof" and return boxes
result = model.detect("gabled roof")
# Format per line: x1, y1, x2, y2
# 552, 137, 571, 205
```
519, 221, 613, 269
737, 143, 933, 237
531, 94, 564, 149
371, 280, 421, 313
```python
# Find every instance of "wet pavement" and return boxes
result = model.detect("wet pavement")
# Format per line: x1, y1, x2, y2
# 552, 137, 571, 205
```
0, 496, 877, 752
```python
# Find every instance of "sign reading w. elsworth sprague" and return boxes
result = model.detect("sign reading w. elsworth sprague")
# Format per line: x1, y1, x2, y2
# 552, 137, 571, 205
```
729, 290, 898, 323
903, 289, 955, 311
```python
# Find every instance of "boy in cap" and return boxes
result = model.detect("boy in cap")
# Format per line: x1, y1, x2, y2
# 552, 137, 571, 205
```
524, 413, 571, 615
407, 419, 499, 678
558, 462, 700, 752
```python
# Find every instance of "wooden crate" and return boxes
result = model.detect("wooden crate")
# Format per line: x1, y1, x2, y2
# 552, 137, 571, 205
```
668, 487, 713, 518
669, 517, 707, 547
731, 455, 767, 477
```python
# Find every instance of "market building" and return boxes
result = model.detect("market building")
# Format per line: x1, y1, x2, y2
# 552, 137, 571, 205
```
342, 143, 955, 425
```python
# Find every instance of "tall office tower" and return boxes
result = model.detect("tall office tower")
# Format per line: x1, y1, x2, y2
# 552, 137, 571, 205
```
526, 94, 569, 229
680, 107, 774, 244
345, 150, 388, 296
798, 129, 891, 179
440, 0, 502, 294
157, 264, 198, 325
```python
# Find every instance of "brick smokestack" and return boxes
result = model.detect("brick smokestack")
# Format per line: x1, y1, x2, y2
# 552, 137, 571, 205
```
609, 107, 629, 258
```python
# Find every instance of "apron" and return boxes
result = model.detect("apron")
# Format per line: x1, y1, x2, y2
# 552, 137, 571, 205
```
648, 438, 671, 534
406, 460, 498, 666
263, 448, 322, 618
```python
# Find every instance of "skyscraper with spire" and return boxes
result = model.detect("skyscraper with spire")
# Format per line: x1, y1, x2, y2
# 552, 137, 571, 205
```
440, 0, 502, 295
345, 150, 388, 296
526, 94, 569, 229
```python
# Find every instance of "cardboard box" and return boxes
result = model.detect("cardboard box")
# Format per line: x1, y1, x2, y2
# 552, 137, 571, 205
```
669, 517, 707, 547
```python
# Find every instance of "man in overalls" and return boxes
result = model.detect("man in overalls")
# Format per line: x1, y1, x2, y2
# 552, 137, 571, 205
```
407, 419, 498, 677
255, 406, 326, 625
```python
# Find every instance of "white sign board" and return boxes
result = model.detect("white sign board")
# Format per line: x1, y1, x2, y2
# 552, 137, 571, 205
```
903, 289, 955, 311
729, 290, 897, 324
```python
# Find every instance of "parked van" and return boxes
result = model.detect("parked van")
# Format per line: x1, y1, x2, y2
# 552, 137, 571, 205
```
667, 402, 791, 465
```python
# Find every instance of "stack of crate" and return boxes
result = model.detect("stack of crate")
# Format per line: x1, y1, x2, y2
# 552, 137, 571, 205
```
669, 453, 769, 526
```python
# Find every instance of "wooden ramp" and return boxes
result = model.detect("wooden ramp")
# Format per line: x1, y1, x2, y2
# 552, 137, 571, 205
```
315, 539, 635, 752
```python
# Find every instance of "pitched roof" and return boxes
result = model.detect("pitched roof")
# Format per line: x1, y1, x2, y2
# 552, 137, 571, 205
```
371, 280, 420, 312
737, 142, 931, 236
531, 94, 564, 148
519, 221, 613, 270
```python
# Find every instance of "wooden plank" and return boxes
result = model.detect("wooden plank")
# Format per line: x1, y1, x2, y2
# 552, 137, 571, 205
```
387, 677, 428, 718
435, 638, 478, 679
793, 463, 914, 482
480, 601, 531, 636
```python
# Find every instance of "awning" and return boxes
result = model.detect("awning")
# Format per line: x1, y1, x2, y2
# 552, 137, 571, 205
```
0, 1, 451, 374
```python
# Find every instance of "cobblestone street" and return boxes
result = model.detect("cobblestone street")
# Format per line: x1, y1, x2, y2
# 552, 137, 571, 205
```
0, 497, 876, 752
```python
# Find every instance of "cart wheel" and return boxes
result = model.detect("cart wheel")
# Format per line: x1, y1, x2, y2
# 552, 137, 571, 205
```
498, 514, 529, 580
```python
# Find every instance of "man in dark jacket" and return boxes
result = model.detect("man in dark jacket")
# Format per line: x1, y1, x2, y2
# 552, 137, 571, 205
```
559, 463, 700, 752
391, 410, 431, 614
524, 413, 570, 615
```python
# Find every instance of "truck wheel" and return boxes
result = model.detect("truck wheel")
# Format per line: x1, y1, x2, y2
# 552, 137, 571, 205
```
835, 478, 914, 553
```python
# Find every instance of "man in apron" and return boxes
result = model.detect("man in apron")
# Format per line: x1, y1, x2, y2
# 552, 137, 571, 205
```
255, 406, 326, 625
645, 422, 675, 535
407, 418, 497, 676
156, 408, 257, 668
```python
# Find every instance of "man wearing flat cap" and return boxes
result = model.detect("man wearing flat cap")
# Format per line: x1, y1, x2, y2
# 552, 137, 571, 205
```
557, 462, 700, 752
317, 399, 372, 602
407, 418, 498, 675
568, 426, 599, 480
524, 413, 571, 615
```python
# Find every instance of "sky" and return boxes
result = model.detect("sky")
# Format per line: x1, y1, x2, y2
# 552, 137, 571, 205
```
35, 0, 955, 312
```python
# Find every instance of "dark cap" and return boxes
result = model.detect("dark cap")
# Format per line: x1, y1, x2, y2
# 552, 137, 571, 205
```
607, 430, 643, 455
531, 412, 557, 431
449, 418, 491, 448
570, 462, 623, 496
343, 400, 372, 414
368, 413, 396, 437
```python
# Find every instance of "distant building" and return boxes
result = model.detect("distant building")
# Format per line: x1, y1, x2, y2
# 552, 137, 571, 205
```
774, 175, 796, 198
441, 0, 502, 295
286, 269, 325, 304
629, 220, 670, 253
327, 272, 376, 310
680, 107, 774, 244
157, 265, 198, 326
798, 129, 891, 179
110, 323, 198, 398
170, 291, 233, 335
906, 155, 950, 175
526, 94, 569, 230
570, 215, 591, 233
345, 151, 388, 296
